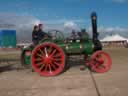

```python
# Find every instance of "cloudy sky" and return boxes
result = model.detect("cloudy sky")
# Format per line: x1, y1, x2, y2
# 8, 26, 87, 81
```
0, 0, 128, 41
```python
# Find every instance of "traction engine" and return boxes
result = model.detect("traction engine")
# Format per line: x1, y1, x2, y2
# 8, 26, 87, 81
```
21, 12, 112, 76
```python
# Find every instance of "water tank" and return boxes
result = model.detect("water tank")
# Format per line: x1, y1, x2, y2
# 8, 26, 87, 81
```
0, 30, 16, 48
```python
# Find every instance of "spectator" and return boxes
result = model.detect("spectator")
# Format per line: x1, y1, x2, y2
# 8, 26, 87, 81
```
70, 30, 77, 39
81, 29, 89, 40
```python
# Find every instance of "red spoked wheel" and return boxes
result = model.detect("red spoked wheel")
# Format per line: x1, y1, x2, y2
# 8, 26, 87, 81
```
31, 42, 65, 76
89, 51, 112, 73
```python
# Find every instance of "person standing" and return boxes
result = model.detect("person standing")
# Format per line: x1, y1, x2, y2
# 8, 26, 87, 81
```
70, 30, 77, 39
32, 25, 39, 45
81, 29, 89, 40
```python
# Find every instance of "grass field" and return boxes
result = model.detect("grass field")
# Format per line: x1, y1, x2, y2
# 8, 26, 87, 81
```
0, 50, 20, 59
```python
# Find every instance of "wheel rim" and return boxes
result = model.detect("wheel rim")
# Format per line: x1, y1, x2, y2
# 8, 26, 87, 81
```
31, 42, 65, 76
90, 51, 112, 73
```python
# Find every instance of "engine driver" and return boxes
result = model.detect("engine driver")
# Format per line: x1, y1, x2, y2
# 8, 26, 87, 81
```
38, 24, 51, 41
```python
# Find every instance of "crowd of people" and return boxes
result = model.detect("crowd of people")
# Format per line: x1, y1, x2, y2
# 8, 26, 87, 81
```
69, 29, 89, 40
32, 24, 89, 45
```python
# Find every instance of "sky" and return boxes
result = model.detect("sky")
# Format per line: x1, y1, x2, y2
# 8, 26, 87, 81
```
0, 0, 128, 39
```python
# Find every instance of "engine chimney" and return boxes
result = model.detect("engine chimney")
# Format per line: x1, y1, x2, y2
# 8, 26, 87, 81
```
91, 12, 98, 42
91, 12, 102, 51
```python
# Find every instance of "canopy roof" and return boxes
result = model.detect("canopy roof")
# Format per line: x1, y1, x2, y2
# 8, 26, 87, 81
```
101, 34, 128, 42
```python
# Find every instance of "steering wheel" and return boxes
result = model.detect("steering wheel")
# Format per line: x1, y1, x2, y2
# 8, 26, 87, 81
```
48, 30, 65, 40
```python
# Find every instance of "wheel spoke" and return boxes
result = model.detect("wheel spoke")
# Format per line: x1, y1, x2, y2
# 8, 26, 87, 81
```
101, 65, 107, 69
53, 61, 60, 66
53, 54, 61, 58
104, 56, 108, 64
44, 64, 48, 72
50, 49, 57, 56
51, 58, 61, 62
50, 63, 56, 70
48, 64, 52, 73
38, 48, 44, 55
35, 58, 42, 61
36, 53, 44, 58
95, 63, 100, 68
39, 63, 45, 71
48, 45, 52, 54
36, 62, 43, 66
44, 47, 48, 57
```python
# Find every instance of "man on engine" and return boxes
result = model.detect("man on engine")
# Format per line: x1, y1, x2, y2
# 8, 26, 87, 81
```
38, 24, 51, 40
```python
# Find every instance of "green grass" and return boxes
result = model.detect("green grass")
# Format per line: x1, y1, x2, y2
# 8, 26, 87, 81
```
0, 51, 20, 60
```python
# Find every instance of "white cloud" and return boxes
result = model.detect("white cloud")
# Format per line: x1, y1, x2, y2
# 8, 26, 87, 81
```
43, 20, 81, 33
97, 26, 128, 33
42, 19, 84, 31
42, 19, 84, 25
0, 13, 41, 28
87, 26, 128, 39
88, 26, 128, 32
64, 21, 78, 29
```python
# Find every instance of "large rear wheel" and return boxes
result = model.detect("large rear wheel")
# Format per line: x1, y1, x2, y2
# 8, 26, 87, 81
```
31, 42, 65, 76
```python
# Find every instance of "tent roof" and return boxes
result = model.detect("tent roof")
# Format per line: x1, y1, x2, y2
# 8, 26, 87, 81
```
100, 34, 128, 42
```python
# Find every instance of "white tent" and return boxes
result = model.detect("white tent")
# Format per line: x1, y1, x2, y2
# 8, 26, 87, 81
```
100, 34, 128, 42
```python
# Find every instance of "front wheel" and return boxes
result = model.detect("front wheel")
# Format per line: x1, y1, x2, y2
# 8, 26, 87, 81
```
88, 51, 112, 73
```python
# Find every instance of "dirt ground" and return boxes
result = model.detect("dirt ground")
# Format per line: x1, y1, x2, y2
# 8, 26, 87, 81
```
0, 48, 128, 96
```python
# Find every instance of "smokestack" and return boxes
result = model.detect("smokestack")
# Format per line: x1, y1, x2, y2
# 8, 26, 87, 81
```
91, 12, 98, 42
91, 12, 102, 51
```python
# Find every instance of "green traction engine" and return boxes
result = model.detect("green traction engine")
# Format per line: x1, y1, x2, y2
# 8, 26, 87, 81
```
21, 12, 112, 77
